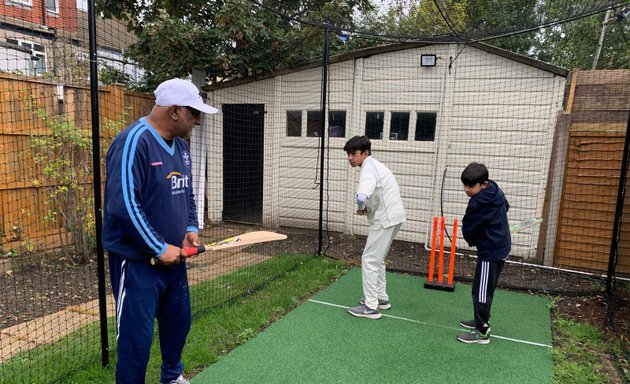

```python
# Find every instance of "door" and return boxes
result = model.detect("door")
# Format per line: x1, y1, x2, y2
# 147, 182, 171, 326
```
222, 104, 264, 223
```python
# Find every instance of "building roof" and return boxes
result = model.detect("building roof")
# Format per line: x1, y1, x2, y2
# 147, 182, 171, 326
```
206, 41, 569, 91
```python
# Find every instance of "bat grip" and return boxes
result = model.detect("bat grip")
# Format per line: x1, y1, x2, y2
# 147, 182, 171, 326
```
183, 245, 206, 257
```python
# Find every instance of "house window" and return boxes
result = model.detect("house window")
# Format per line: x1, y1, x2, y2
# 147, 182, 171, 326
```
390, 112, 410, 140
7, 38, 46, 75
77, 0, 88, 11
306, 111, 322, 137
8, 0, 32, 6
328, 110, 346, 138
47, 0, 59, 13
415, 112, 437, 141
286, 111, 302, 137
365, 112, 384, 140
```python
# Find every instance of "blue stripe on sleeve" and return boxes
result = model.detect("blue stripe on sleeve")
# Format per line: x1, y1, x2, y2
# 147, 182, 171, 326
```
121, 124, 165, 254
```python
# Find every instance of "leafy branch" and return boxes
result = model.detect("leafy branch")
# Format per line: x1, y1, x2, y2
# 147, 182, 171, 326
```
28, 98, 127, 263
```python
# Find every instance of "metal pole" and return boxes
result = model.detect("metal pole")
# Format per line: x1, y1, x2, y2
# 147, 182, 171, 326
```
592, 9, 612, 69
606, 109, 630, 325
88, 0, 109, 367
317, 26, 329, 256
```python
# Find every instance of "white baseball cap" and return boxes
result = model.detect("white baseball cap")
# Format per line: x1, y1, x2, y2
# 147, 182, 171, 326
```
154, 78, 218, 114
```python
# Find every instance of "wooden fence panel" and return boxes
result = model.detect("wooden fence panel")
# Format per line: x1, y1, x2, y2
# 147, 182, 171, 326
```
555, 70, 630, 275
0, 74, 153, 254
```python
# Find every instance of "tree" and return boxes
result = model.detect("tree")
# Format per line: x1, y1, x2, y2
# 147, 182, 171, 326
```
340, 0, 539, 55
344, 1, 629, 70
464, 0, 540, 55
535, 4, 630, 70
96, 0, 374, 88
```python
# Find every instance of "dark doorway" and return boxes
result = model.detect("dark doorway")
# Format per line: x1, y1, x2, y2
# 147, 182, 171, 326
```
222, 104, 264, 223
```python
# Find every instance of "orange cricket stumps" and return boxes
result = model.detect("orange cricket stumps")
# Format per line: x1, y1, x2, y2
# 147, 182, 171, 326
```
424, 216, 457, 292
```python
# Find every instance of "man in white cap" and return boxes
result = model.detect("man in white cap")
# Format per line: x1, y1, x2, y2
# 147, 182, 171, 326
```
103, 78, 218, 384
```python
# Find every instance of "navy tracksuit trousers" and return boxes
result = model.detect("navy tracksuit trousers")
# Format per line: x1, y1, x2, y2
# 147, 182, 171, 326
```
472, 259, 505, 334
110, 253, 191, 384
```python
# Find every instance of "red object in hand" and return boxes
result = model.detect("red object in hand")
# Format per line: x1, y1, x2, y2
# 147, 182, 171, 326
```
183, 245, 206, 257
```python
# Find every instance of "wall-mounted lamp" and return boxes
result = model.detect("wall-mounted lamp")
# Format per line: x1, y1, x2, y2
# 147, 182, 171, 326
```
420, 54, 437, 67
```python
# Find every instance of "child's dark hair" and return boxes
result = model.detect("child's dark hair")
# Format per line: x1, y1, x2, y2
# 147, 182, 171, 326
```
343, 135, 371, 154
461, 162, 489, 186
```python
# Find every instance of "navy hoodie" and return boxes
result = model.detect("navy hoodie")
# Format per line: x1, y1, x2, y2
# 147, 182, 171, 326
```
462, 180, 511, 261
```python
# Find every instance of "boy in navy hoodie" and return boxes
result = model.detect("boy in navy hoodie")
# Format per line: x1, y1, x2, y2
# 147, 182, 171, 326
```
457, 162, 511, 344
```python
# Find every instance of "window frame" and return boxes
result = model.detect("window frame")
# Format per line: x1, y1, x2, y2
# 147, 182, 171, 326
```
364, 111, 385, 140
414, 112, 437, 142
306, 110, 322, 137
46, 0, 60, 14
389, 111, 410, 141
286, 110, 302, 137
327, 110, 346, 138
8, 0, 33, 6
8, 38, 47, 75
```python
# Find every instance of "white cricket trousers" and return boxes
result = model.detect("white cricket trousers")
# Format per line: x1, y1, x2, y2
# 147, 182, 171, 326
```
362, 223, 402, 310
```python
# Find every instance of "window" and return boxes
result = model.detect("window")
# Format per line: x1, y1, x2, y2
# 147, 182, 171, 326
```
365, 112, 384, 140
307, 111, 322, 137
7, 38, 46, 75
77, 0, 88, 11
328, 110, 346, 138
286, 111, 302, 137
75, 52, 89, 61
415, 112, 437, 141
390, 112, 410, 140
47, 0, 59, 13
9, 0, 32, 6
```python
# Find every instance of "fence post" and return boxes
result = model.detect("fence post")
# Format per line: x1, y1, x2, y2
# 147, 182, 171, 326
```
317, 24, 329, 256
606, 109, 630, 325
88, 0, 109, 367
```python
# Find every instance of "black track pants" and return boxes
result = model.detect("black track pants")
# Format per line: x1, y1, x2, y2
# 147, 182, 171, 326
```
472, 259, 505, 334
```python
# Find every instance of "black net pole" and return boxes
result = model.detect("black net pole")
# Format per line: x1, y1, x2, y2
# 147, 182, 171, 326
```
606, 109, 630, 325
88, 0, 109, 367
317, 25, 329, 256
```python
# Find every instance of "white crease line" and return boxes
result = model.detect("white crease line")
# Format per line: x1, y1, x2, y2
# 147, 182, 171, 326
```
308, 299, 552, 349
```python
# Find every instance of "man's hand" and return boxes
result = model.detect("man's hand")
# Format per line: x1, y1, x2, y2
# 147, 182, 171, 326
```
155, 244, 186, 265
183, 232, 199, 248
182, 232, 199, 258
356, 208, 368, 216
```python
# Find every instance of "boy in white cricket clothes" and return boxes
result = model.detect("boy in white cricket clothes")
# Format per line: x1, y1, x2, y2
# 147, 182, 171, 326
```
344, 136, 406, 319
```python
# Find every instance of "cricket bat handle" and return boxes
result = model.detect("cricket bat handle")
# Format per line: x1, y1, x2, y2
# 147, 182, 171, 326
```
183, 245, 206, 257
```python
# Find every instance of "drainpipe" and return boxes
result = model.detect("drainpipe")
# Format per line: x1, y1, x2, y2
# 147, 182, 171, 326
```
41, 0, 47, 27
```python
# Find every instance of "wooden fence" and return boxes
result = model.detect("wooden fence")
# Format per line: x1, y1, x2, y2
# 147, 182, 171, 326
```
0, 73, 154, 255
555, 70, 630, 275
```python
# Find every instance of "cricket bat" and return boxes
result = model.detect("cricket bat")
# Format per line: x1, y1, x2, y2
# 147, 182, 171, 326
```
510, 218, 543, 233
183, 231, 287, 256
150, 231, 287, 265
